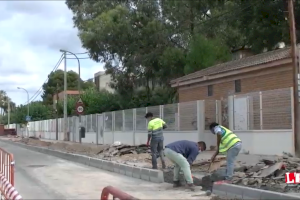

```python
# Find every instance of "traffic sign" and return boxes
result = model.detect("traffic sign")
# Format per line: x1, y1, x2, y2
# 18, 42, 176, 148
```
77, 98, 83, 104
77, 105, 84, 113
25, 116, 31, 122
75, 98, 84, 115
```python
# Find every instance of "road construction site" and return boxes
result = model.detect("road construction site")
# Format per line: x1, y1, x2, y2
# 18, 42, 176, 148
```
4, 136, 300, 199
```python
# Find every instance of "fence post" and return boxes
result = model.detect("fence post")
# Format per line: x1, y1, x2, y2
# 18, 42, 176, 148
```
259, 91, 263, 130
246, 95, 250, 130
215, 100, 222, 124
160, 105, 164, 119
103, 113, 106, 145
145, 107, 148, 128
197, 100, 205, 141
133, 108, 136, 146
228, 95, 234, 130
177, 103, 180, 131
112, 112, 115, 143
122, 110, 125, 132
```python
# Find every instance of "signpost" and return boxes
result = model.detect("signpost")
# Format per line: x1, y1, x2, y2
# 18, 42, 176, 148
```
25, 116, 31, 122
75, 98, 84, 115
75, 98, 85, 140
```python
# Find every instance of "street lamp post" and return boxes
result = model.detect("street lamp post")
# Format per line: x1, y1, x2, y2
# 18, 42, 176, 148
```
17, 87, 30, 137
59, 49, 81, 143
17, 87, 30, 118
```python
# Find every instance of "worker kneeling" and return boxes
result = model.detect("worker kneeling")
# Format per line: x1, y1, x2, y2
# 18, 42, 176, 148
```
164, 140, 206, 191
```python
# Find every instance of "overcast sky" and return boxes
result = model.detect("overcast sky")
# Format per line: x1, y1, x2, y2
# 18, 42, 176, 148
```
0, 1, 104, 106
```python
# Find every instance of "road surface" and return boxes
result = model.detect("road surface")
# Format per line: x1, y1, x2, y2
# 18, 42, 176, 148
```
0, 140, 209, 199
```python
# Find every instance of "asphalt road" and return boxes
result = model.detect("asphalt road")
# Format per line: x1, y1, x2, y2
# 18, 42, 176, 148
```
0, 140, 210, 199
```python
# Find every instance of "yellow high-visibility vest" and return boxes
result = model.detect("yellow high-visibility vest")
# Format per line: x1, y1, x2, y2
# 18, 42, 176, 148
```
148, 118, 166, 137
219, 126, 241, 153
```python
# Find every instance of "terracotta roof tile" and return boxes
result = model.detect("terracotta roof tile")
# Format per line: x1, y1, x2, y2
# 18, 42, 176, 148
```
171, 47, 292, 84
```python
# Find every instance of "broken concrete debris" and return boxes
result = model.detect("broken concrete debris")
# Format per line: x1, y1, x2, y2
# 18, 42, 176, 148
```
100, 144, 151, 157
230, 156, 300, 193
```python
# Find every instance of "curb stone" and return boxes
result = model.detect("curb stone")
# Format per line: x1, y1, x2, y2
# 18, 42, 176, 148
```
2, 140, 164, 184
213, 182, 300, 199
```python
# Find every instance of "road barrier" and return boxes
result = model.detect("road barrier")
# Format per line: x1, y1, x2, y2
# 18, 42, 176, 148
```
0, 173, 22, 200
0, 148, 22, 200
0, 148, 14, 186
101, 186, 139, 200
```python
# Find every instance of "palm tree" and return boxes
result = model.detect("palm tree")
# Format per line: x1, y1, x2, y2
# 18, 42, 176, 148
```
0, 90, 7, 115
0, 90, 15, 115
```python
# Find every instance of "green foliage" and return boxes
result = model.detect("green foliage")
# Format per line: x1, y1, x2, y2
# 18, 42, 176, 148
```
42, 69, 92, 105
184, 35, 231, 75
2, 101, 53, 124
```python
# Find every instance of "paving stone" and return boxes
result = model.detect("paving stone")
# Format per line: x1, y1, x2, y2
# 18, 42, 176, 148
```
149, 169, 164, 183
113, 163, 120, 173
125, 165, 133, 177
119, 164, 126, 175
141, 168, 150, 181
89, 158, 103, 169
132, 167, 141, 179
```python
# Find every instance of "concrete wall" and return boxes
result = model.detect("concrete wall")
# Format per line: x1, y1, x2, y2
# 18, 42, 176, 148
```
28, 129, 293, 156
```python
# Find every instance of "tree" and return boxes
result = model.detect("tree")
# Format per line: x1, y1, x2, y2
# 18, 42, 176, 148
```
184, 35, 231, 75
42, 69, 91, 105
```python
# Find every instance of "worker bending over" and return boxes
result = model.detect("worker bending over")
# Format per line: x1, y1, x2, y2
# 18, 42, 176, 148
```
209, 122, 242, 181
164, 140, 206, 191
145, 112, 166, 169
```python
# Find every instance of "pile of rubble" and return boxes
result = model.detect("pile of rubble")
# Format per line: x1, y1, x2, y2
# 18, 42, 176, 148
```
231, 153, 300, 193
99, 144, 151, 157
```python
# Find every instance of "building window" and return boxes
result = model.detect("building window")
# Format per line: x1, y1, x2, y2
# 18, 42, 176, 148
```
235, 79, 241, 93
207, 85, 213, 96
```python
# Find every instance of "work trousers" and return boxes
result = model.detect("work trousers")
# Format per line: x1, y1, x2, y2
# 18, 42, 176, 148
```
225, 143, 242, 180
150, 137, 166, 169
164, 148, 193, 184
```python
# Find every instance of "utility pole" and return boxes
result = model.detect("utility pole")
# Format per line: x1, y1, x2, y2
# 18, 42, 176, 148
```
288, 0, 300, 156
7, 98, 10, 127
60, 49, 82, 143
56, 83, 59, 140
63, 51, 68, 140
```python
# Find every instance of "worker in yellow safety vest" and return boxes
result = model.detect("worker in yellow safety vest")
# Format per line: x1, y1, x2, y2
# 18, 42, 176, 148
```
145, 112, 167, 169
209, 122, 242, 181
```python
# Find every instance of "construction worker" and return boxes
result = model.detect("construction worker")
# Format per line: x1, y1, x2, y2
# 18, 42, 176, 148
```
164, 140, 206, 191
209, 122, 242, 181
145, 112, 166, 169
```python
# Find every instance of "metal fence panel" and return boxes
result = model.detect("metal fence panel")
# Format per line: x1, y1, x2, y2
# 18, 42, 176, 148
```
179, 101, 197, 131
124, 109, 133, 131
147, 105, 160, 117
115, 111, 123, 131
261, 88, 292, 129
205, 100, 217, 130
81, 115, 87, 131
163, 103, 178, 131
136, 107, 146, 131
105, 112, 113, 131
91, 114, 97, 132
86, 114, 92, 132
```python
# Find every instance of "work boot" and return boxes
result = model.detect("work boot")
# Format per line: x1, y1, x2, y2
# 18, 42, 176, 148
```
187, 183, 196, 191
173, 181, 182, 188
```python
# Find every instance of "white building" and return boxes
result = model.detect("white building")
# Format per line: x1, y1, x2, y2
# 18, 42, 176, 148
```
94, 71, 114, 93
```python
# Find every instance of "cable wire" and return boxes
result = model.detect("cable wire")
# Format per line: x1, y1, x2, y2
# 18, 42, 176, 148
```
66, 57, 91, 60
26, 55, 64, 103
